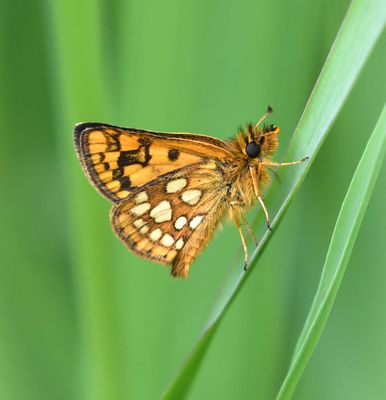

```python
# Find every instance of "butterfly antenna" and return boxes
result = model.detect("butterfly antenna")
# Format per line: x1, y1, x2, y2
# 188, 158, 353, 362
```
255, 106, 273, 129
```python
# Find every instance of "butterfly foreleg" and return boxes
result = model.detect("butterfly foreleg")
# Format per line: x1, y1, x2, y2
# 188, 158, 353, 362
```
261, 157, 309, 167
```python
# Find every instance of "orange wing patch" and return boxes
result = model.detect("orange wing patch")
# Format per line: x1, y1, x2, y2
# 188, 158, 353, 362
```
74, 123, 233, 202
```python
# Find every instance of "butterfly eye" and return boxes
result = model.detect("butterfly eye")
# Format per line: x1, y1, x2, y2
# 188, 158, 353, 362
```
246, 141, 260, 158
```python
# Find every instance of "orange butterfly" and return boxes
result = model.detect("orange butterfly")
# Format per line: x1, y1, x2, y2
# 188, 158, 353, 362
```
74, 107, 308, 277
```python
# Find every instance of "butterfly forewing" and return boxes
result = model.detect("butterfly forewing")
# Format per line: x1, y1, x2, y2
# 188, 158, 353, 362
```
74, 123, 233, 203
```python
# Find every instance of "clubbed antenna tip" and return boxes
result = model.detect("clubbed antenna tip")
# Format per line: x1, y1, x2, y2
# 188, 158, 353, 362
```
255, 106, 274, 129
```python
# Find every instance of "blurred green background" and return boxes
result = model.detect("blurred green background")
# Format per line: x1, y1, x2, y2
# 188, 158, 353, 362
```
0, 0, 385, 399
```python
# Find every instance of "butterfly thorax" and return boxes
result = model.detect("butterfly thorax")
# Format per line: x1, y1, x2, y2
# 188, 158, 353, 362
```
223, 123, 280, 213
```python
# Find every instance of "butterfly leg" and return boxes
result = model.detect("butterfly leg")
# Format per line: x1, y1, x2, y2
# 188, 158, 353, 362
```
249, 166, 272, 231
262, 157, 309, 167
230, 201, 257, 245
240, 214, 257, 246
230, 203, 249, 270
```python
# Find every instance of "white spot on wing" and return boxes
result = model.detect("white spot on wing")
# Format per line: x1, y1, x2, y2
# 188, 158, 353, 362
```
131, 202, 151, 216
150, 200, 172, 223
166, 178, 187, 193
175, 238, 184, 250
133, 218, 149, 235
149, 228, 163, 242
140, 225, 149, 235
133, 218, 146, 228
174, 216, 187, 230
160, 234, 174, 247
190, 215, 204, 229
181, 189, 202, 206
135, 191, 148, 204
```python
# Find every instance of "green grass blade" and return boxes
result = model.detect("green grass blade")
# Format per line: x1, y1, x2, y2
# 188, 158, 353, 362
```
276, 105, 386, 399
162, 0, 385, 398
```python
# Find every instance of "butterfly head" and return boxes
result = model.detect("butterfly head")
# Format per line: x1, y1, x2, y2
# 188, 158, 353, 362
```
238, 107, 280, 162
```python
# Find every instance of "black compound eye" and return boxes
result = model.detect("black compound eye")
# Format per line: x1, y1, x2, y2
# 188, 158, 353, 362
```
246, 141, 260, 158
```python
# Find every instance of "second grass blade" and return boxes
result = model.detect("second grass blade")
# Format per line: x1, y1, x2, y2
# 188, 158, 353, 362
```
276, 105, 386, 399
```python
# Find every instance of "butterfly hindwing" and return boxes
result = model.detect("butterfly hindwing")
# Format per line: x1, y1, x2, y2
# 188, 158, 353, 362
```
74, 123, 233, 202
110, 164, 229, 277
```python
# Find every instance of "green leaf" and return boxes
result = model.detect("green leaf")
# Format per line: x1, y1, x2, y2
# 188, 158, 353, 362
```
277, 104, 386, 399
162, 0, 385, 398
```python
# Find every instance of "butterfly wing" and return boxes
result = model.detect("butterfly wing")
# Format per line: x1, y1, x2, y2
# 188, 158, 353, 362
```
75, 122, 234, 277
110, 161, 230, 277
74, 122, 234, 202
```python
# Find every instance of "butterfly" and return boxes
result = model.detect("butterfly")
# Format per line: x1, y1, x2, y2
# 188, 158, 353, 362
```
74, 107, 308, 278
